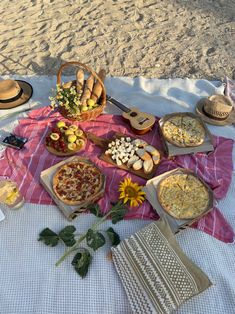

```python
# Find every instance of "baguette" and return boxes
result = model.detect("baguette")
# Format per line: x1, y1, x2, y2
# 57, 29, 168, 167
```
81, 74, 94, 106
143, 159, 154, 174
91, 69, 106, 103
76, 69, 84, 93
136, 149, 152, 161
132, 159, 143, 171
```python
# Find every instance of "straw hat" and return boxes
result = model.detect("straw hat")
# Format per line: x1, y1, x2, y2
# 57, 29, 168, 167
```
196, 95, 235, 126
0, 79, 33, 109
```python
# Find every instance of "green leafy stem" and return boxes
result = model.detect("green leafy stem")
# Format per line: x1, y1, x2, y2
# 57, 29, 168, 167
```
38, 201, 128, 278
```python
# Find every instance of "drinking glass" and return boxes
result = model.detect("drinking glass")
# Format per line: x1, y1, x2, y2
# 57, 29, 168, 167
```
0, 179, 24, 209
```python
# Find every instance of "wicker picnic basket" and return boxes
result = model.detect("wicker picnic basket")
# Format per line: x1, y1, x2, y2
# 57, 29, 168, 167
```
57, 61, 106, 121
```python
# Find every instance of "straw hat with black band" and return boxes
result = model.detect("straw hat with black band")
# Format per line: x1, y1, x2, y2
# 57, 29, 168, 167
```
0, 79, 33, 109
196, 95, 235, 126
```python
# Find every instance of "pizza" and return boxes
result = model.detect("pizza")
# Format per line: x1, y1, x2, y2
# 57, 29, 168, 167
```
157, 173, 210, 220
53, 160, 104, 205
162, 115, 206, 147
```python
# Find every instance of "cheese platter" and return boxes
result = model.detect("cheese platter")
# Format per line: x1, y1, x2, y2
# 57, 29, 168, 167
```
86, 132, 162, 179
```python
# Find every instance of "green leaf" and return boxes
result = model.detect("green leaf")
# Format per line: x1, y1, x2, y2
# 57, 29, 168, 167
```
58, 226, 76, 247
110, 201, 128, 224
38, 228, 59, 247
106, 227, 120, 246
88, 203, 103, 218
72, 248, 92, 278
86, 229, 106, 251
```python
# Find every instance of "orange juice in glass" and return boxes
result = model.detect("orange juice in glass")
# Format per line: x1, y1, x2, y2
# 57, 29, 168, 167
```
0, 179, 24, 209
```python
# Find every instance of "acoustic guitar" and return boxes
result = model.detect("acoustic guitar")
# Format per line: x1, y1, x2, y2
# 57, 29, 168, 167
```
107, 95, 156, 134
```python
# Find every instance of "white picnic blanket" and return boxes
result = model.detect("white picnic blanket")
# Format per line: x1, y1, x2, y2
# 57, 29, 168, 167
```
0, 75, 234, 314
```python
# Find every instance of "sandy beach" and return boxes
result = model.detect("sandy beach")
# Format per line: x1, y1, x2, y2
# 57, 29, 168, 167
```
0, 0, 234, 80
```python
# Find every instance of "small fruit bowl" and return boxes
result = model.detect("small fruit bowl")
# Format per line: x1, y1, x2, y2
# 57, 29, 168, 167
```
45, 121, 86, 156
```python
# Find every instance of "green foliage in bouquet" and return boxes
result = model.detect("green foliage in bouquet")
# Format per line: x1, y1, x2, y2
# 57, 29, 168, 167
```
49, 85, 82, 116
49, 84, 99, 118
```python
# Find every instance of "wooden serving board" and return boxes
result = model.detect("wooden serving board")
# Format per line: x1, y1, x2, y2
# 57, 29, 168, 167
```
86, 132, 161, 180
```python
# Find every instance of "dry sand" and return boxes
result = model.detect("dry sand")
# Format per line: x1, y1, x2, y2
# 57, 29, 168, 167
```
0, 0, 234, 80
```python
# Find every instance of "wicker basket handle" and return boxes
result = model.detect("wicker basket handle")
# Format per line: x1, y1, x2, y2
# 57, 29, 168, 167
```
57, 61, 106, 103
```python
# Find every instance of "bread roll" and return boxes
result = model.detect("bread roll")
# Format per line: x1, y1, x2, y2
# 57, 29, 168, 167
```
136, 149, 152, 161
145, 145, 160, 157
132, 159, 143, 171
127, 155, 140, 168
143, 159, 154, 174
152, 155, 160, 165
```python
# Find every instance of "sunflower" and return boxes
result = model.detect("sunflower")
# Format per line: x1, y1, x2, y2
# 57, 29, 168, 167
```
118, 178, 146, 207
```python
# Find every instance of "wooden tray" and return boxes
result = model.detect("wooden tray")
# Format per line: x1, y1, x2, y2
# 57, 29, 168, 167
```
40, 156, 106, 221
158, 112, 214, 157
143, 168, 214, 234
86, 132, 162, 180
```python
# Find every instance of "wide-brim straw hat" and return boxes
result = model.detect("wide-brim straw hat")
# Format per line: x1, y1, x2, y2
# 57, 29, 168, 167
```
196, 95, 235, 126
0, 79, 33, 109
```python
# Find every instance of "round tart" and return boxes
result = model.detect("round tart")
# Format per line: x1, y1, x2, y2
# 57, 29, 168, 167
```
162, 115, 206, 147
157, 173, 210, 220
53, 160, 105, 206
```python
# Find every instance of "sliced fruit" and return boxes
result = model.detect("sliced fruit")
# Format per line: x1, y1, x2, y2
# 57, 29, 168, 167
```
68, 124, 78, 132
60, 126, 69, 133
87, 99, 96, 107
50, 133, 60, 141
56, 121, 66, 128
67, 143, 77, 151
65, 129, 74, 136
76, 139, 85, 147
81, 106, 88, 112
68, 134, 77, 143
75, 129, 84, 137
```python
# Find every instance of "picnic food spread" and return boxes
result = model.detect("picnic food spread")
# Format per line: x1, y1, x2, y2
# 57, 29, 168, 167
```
162, 114, 206, 147
52, 160, 104, 205
1, 64, 234, 310
157, 172, 210, 220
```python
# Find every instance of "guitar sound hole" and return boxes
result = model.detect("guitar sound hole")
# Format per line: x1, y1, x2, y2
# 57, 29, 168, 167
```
130, 112, 137, 117
139, 118, 150, 125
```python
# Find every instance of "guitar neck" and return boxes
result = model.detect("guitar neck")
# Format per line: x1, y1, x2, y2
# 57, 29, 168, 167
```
106, 95, 131, 113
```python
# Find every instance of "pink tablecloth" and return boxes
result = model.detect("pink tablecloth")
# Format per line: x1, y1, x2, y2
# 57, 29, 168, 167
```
0, 106, 234, 243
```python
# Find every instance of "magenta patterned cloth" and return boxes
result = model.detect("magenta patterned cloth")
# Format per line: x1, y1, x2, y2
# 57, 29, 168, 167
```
0, 106, 234, 243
